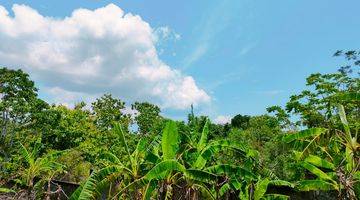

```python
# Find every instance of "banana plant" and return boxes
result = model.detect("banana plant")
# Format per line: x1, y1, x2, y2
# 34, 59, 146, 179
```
16, 138, 63, 199
71, 119, 293, 200
71, 121, 217, 200
175, 119, 254, 199
190, 119, 288, 199
283, 105, 360, 199
184, 119, 263, 199
183, 119, 251, 169
123, 120, 218, 200
18, 139, 62, 189
70, 123, 149, 200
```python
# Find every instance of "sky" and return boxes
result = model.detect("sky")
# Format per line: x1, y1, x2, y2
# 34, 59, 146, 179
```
0, 0, 359, 123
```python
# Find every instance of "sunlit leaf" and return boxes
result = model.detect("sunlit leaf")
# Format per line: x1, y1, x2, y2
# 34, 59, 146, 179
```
144, 160, 185, 180
161, 121, 179, 160
300, 162, 335, 182
304, 155, 335, 170
296, 180, 336, 191
254, 178, 270, 200
197, 119, 209, 151
283, 128, 326, 143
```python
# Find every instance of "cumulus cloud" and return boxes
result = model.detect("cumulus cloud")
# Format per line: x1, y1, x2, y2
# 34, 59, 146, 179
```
213, 115, 231, 125
44, 87, 97, 107
0, 4, 210, 109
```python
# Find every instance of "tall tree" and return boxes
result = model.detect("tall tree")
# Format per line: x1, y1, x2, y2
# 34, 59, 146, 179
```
41, 105, 94, 150
91, 94, 130, 131
231, 114, 251, 130
0, 68, 42, 144
131, 102, 163, 134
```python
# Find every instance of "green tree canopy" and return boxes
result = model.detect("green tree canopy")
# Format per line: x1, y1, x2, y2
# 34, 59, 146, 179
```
230, 114, 251, 130
91, 94, 130, 131
131, 102, 163, 135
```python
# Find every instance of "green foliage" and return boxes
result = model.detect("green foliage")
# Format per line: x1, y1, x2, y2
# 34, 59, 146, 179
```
254, 178, 270, 200
91, 94, 129, 130
194, 140, 248, 169
287, 65, 358, 128
0, 67, 47, 162
197, 119, 209, 151
284, 104, 359, 198
18, 139, 63, 190
161, 121, 179, 160
0, 67, 39, 126
282, 128, 326, 143
231, 114, 251, 130
41, 105, 94, 150
304, 155, 335, 170
296, 180, 336, 191
57, 149, 91, 182
1, 51, 359, 199
132, 102, 164, 135
206, 164, 255, 180
0, 187, 15, 193
144, 160, 185, 180
300, 162, 335, 183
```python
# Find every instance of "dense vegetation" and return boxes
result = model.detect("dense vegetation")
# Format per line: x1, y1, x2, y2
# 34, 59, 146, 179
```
0, 50, 359, 199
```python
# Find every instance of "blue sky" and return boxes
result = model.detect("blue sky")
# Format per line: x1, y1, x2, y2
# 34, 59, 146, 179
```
0, 0, 359, 123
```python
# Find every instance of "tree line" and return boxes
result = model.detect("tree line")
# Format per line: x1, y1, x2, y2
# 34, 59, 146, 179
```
0, 50, 359, 199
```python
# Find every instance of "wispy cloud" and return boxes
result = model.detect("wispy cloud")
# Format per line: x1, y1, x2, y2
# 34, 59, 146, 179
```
239, 42, 257, 55
253, 90, 284, 96
182, 43, 208, 69
205, 71, 245, 91
182, 0, 235, 70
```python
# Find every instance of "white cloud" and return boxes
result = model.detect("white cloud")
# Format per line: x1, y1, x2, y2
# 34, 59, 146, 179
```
45, 87, 98, 107
154, 26, 181, 43
213, 115, 231, 125
0, 4, 210, 109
